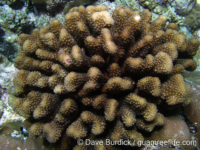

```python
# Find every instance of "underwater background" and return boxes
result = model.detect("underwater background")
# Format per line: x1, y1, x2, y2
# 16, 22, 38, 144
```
0, 0, 200, 149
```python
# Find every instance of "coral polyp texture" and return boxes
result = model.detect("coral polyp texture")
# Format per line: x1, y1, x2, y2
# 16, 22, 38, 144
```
12, 5, 199, 149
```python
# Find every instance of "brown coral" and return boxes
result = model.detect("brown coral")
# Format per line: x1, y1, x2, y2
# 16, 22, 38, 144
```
161, 74, 189, 105
136, 113, 165, 132
137, 76, 161, 97
12, 4, 199, 149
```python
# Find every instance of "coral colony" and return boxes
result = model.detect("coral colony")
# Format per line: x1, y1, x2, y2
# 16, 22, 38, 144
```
12, 5, 199, 149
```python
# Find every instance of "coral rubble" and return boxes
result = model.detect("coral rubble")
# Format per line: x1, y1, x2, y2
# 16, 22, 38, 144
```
12, 4, 199, 149
184, 73, 200, 147
0, 5, 35, 33
0, 0, 18, 5
64, 0, 94, 14
115, 0, 186, 26
170, 0, 196, 15
0, 54, 23, 126
184, 3, 200, 31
